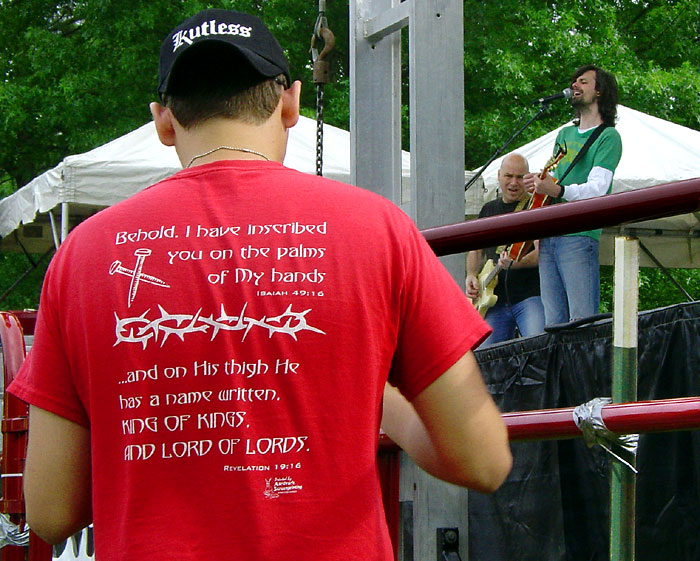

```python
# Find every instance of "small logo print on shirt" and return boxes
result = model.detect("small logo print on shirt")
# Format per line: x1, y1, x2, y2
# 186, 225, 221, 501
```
264, 476, 303, 499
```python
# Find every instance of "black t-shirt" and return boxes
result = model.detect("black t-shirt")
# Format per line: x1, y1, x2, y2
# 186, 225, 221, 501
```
477, 198, 540, 305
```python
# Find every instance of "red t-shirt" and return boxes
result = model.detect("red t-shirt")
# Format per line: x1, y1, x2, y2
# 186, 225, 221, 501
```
10, 160, 488, 560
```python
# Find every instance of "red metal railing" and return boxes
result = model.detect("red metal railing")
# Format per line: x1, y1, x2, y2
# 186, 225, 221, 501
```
503, 397, 700, 441
1, 313, 29, 525
423, 178, 700, 255
0, 312, 53, 560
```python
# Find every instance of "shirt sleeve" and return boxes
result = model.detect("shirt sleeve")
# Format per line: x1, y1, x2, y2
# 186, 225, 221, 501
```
563, 166, 614, 201
388, 219, 490, 401
7, 255, 90, 427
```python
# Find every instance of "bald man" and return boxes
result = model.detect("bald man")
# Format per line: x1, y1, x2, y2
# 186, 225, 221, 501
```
466, 153, 544, 346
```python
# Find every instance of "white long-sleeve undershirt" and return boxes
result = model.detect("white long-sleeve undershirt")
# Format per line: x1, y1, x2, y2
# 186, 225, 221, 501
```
562, 166, 613, 201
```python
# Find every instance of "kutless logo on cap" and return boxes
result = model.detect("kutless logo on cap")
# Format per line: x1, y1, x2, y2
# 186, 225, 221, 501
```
170, 20, 253, 52
158, 9, 290, 95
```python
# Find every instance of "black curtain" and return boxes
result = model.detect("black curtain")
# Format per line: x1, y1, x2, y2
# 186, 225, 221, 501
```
469, 302, 700, 561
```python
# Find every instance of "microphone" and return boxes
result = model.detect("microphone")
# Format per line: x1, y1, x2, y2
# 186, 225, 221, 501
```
533, 88, 573, 105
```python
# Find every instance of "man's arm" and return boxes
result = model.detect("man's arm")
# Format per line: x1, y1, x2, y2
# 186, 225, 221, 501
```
24, 406, 92, 544
559, 166, 613, 201
382, 384, 445, 477
465, 249, 485, 299
382, 352, 512, 492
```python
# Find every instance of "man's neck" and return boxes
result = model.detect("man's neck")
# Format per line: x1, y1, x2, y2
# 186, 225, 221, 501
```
577, 103, 603, 130
177, 116, 287, 168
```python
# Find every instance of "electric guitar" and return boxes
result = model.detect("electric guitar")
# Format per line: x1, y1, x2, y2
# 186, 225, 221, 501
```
508, 144, 568, 262
472, 258, 502, 317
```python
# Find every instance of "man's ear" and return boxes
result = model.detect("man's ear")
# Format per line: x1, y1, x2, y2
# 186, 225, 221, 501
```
280, 80, 301, 129
149, 102, 177, 147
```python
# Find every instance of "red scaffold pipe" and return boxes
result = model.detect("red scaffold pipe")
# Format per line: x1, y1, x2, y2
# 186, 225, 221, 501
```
1, 312, 29, 520
504, 397, 700, 442
376, 398, 700, 451
1, 313, 55, 560
422, 178, 700, 256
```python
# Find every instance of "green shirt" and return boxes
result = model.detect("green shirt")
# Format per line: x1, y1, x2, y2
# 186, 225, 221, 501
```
553, 125, 622, 240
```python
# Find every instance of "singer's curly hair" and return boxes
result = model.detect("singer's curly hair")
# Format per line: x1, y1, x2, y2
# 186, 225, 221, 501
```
572, 65, 619, 127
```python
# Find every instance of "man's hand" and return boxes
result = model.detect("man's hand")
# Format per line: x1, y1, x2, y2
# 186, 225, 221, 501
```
465, 274, 480, 300
497, 250, 513, 270
523, 171, 561, 198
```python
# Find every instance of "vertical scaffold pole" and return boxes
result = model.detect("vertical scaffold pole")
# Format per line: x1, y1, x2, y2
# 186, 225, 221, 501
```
350, 0, 465, 283
351, 3, 469, 559
610, 236, 639, 561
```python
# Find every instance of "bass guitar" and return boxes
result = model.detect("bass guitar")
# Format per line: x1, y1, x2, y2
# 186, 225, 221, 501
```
508, 143, 568, 262
472, 258, 502, 318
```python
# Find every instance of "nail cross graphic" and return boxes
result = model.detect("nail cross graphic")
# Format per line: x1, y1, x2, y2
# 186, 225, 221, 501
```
109, 249, 170, 307
109, 261, 169, 287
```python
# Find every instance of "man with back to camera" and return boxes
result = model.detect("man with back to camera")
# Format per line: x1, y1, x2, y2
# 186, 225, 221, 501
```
523, 65, 622, 326
466, 153, 545, 346
9, 9, 511, 561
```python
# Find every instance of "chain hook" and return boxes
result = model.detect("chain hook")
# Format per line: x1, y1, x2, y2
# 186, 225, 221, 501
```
310, 1, 335, 85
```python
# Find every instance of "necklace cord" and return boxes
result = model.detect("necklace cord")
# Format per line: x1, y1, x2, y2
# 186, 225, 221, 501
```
186, 146, 270, 168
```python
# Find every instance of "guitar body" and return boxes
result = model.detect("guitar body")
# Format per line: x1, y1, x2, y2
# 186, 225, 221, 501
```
527, 191, 551, 211
473, 259, 500, 317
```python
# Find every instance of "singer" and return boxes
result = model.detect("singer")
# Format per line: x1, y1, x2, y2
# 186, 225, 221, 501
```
523, 65, 622, 326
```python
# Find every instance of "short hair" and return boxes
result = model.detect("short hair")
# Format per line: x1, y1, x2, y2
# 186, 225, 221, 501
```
162, 42, 286, 129
572, 65, 619, 127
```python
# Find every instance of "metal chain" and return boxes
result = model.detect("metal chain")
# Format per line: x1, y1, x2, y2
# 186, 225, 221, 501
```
310, 0, 334, 177
316, 84, 324, 176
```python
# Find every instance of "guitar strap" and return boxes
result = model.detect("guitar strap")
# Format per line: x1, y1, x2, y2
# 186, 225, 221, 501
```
495, 196, 529, 253
514, 196, 529, 212
556, 123, 608, 185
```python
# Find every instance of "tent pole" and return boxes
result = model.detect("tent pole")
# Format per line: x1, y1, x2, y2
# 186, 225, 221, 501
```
48, 210, 61, 250
60, 202, 70, 243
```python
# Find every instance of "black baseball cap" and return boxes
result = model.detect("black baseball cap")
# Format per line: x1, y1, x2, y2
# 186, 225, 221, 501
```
158, 9, 290, 97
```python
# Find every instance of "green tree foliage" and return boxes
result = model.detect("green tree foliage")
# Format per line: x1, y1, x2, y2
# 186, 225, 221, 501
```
1, 1, 697, 184
0, 251, 52, 310
600, 265, 699, 313
0, 0, 350, 188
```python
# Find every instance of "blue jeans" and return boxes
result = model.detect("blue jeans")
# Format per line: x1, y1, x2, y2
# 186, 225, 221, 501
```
481, 296, 545, 346
538, 235, 600, 326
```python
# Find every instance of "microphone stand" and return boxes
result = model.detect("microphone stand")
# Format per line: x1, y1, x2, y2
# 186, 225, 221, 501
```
465, 102, 553, 192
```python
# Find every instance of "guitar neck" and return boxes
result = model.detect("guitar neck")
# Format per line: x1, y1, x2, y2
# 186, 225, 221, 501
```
482, 263, 501, 287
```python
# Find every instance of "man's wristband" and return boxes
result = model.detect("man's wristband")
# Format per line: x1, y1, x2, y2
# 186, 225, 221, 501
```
558, 183, 565, 199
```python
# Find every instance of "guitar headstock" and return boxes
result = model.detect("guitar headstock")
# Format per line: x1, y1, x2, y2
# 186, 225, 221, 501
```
539, 142, 567, 179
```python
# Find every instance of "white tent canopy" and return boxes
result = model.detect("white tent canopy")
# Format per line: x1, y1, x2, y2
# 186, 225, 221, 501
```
473, 105, 700, 268
0, 116, 411, 248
